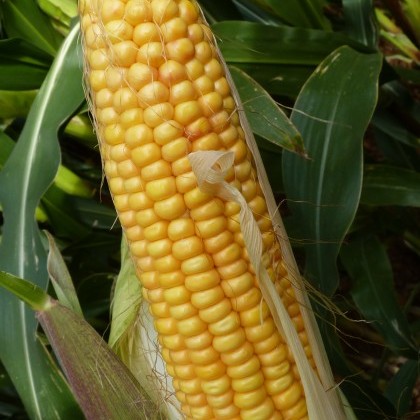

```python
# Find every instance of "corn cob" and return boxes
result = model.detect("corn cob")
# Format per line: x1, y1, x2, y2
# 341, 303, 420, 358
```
79, 1, 343, 419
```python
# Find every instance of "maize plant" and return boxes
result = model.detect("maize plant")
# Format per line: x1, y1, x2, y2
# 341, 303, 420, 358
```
78, 0, 346, 418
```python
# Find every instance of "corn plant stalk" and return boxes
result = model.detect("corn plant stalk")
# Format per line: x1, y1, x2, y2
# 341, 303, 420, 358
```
79, 1, 346, 418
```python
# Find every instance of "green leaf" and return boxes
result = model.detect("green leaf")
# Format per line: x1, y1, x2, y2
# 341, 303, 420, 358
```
340, 236, 417, 357
258, 0, 331, 29
0, 90, 37, 118
361, 165, 420, 206
1, 0, 62, 56
229, 66, 305, 155
342, 0, 378, 49
213, 21, 365, 66
385, 359, 419, 417
282, 47, 382, 295
45, 232, 83, 315
0, 24, 84, 419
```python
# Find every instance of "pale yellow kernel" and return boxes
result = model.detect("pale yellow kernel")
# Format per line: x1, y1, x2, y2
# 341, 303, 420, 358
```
125, 0, 152, 26
139, 271, 159, 289
213, 243, 242, 268
172, 236, 203, 261
240, 303, 270, 327
195, 360, 226, 380
203, 230, 233, 254
117, 159, 139, 177
159, 60, 187, 85
95, 88, 113, 108
185, 58, 204, 80
112, 40, 138, 67
155, 317, 177, 335
127, 63, 157, 91
231, 287, 261, 312
201, 374, 231, 397
175, 171, 196, 193
246, 317, 277, 343
143, 220, 168, 241
217, 259, 248, 280
193, 75, 214, 95
191, 286, 224, 309
172, 155, 191, 176
143, 103, 174, 127
223, 96, 236, 113
190, 405, 215, 419
88, 49, 109, 70
241, 179, 257, 201
241, 398, 274, 420
104, 124, 125, 145
147, 238, 172, 258
119, 210, 136, 227
185, 116, 211, 141
131, 143, 161, 167
259, 345, 288, 367
249, 195, 267, 218
213, 404, 240, 419
190, 198, 224, 221
113, 87, 138, 113
89, 69, 106, 91
185, 392, 208, 407
100, 0, 125, 22
170, 348, 190, 364
124, 176, 144, 192
188, 23, 204, 44
225, 201, 240, 217
109, 177, 124, 194
136, 208, 159, 228
219, 124, 238, 146
170, 80, 197, 105
161, 17, 188, 42
154, 120, 184, 145
105, 20, 133, 43
234, 387, 266, 410
174, 364, 195, 380
191, 132, 222, 151
138, 81, 170, 107
227, 355, 260, 380
215, 77, 230, 97
109, 143, 129, 162
161, 333, 185, 350
150, 301, 170, 317
119, 108, 143, 128
180, 377, 203, 394
137, 42, 166, 68
209, 110, 230, 133
154, 193, 186, 219
184, 187, 212, 209
98, 107, 119, 124
198, 298, 231, 323
253, 333, 281, 354
262, 360, 290, 380
195, 216, 227, 240
209, 311, 240, 336
185, 269, 219, 292
159, 270, 184, 288
151, 0, 179, 23
195, 41, 214, 63
213, 328, 246, 353
221, 272, 253, 298
113, 193, 129, 211
232, 371, 264, 393
154, 254, 181, 273
258, 214, 273, 232
164, 285, 191, 305
145, 176, 176, 201
220, 342, 254, 366
205, 58, 224, 80
166, 38, 195, 63
235, 159, 252, 181
141, 160, 172, 182
174, 100, 202, 126
169, 302, 198, 320
133, 22, 159, 46
178, 0, 199, 24
144, 285, 164, 303
266, 373, 295, 397
189, 346, 219, 365
184, 330, 213, 350
168, 218, 195, 241
178, 315, 207, 337
181, 253, 213, 276
162, 138, 190, 162
131, 240, 148, 258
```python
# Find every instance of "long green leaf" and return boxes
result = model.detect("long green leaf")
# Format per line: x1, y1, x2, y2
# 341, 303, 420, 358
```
0, 24, 84, 419
361, 164, 420, 206
282, 46, 382, 295
340, 236, 417, 357
229, 66, 304, 154
1, 0, 61, 56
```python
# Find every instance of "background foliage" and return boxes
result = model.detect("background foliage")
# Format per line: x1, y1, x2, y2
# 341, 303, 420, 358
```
0, 0, 419, 418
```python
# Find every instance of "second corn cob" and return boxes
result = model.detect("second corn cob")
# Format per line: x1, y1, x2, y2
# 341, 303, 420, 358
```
79, 1, 345, 418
